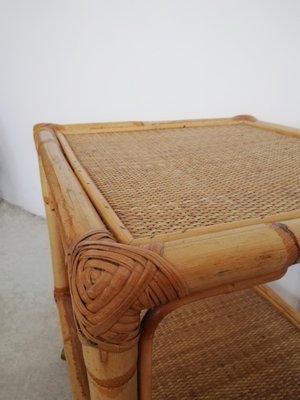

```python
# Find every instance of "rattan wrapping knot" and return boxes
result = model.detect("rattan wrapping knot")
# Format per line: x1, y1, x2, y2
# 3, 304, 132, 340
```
68, 230, 188, 351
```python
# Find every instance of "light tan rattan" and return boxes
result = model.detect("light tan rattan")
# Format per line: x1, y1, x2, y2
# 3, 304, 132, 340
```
63, 124, 300, 240
151, 289, 300, 400
34, 116, 300, 400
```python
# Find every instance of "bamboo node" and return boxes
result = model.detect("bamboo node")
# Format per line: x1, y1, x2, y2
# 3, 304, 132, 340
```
271, 222, 300, 265
54, 287, 70, 302
86, 363, 137, 388
233, 114, 257, 121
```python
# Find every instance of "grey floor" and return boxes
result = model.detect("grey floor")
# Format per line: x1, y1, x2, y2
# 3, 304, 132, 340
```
0, 200, 71, 400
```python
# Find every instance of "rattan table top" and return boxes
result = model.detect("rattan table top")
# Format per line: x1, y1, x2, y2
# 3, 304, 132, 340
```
58, 117, 300, 243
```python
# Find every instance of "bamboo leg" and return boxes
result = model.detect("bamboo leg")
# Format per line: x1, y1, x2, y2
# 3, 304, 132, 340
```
39, 160, 90, 400
82, 344, 138, 400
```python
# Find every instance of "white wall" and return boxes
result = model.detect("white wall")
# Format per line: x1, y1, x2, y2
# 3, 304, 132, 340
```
1, 1, 300, 306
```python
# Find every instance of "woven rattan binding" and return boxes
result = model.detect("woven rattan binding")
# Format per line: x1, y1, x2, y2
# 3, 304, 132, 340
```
67, 230, 188, 352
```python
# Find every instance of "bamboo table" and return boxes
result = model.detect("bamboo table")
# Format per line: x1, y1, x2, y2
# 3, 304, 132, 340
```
34, 115, 300, 400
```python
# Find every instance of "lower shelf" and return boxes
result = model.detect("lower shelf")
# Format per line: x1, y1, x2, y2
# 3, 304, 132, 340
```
152, 288, 300, 399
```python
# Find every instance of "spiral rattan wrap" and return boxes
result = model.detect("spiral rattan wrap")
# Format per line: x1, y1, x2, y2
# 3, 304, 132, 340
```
65, 124, 300, 239
152, 289, 300, 399
68, 230, 188, 351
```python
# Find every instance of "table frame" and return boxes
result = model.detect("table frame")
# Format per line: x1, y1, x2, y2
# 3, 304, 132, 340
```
35, 115, 300, 400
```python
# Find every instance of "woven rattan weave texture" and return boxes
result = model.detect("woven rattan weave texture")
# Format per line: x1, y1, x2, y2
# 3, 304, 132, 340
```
65, 124, 300, 239
152, 289, 300, 400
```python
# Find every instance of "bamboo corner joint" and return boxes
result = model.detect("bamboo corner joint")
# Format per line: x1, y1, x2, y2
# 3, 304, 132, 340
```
66, 222, 300, 352
67, 229, 189, 352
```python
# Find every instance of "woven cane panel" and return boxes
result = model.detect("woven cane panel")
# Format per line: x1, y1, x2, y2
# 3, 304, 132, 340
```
152, 289, 300, 399
65, 124, 300, 239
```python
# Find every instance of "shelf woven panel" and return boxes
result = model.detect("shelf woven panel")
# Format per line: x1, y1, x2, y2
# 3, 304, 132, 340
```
152, 289, 300, 400
65, 125, 300, 239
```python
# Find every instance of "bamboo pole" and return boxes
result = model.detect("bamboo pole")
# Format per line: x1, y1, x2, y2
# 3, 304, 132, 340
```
82, 345, 137, 400
246, 119, 300, 139
39, 160, 90, 400
54, 116, 239, 136
39, 159, 68, 288
36, 129, 104, 247
162, 220, 300, 293
254, 284, 300, 330
36, 126, 139, 400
